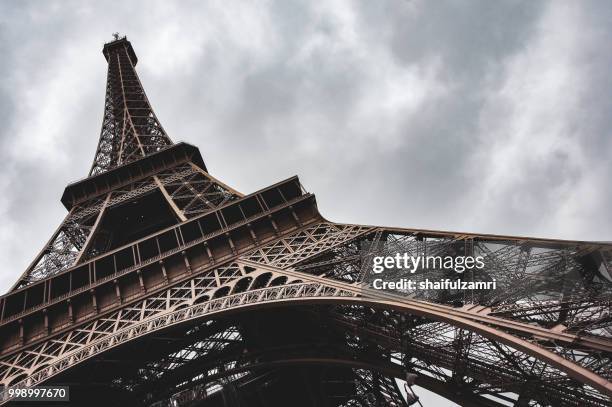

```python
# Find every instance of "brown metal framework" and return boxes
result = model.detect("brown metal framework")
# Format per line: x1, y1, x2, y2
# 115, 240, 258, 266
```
91, 37, 173, 176
0, 37, 611, 407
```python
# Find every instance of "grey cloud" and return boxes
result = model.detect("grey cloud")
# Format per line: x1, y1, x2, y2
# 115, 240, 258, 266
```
0, 1, 611, 291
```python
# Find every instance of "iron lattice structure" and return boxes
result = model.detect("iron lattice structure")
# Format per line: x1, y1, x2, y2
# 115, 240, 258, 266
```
91, 37, 173, 176
0, 37, 611, 407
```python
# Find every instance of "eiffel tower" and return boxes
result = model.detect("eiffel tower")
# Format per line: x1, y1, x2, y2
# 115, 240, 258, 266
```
0, 36, 611, 407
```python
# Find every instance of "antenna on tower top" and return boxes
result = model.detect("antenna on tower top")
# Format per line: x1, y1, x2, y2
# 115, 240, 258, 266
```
112, 32, 120, 40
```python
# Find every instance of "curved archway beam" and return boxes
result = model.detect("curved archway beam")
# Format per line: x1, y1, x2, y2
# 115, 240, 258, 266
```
6, 281, 610, 401
246, 260, 612, 353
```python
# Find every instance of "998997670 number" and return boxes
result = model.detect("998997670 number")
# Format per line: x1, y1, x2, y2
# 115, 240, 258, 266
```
5, 386, 69, 401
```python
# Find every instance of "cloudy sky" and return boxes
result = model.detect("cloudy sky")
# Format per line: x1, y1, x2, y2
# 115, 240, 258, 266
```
0, 1, 611, 404
1, 0, 611, 294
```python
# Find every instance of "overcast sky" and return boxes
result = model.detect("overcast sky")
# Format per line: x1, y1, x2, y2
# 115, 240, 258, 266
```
0, 2, 611, 405
1, 1, 611, 292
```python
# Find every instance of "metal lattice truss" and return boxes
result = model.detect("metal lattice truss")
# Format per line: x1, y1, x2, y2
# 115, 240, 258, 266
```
90, 38, 172, 176
331, 305, 608, 406
12, 163, 240, 289
14, 212, 98, 288
150, 367, 404, 407
0, 266, 352, 389
244, 223, 373, 269
111, 316, 407, 407
155, 163, 240, 220
339, 369, 406, 407
1, 222, 611, 406
0, 223, 365, 390
125, 323, 244, 390
295, 231, 612, 338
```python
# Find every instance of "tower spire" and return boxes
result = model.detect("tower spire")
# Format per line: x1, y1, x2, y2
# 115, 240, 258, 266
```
89, 36, 173, 176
